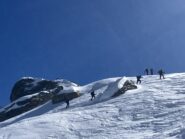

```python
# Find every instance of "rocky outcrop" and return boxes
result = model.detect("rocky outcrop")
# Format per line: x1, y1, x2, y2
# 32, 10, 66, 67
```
10, 78, 58, 102
52, 92, 80, 104
0, 91, 53, 122
0, 77, 79, 122
112, 80, 137, 97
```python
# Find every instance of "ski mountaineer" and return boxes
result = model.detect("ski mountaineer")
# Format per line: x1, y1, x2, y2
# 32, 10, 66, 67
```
145, 68, 149, 75
150, 68, 154, 75
90, 90, 96, 101
136, 75, 142, 84
158, 69, 165, 79
65, 99, 69, 108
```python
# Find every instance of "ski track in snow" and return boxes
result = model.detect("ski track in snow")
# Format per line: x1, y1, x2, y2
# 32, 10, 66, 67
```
1, 73, 185, 138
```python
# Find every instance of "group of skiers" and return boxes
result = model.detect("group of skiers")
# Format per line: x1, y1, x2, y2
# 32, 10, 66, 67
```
144, 68, 154, 75
63, 68, 165, 109
136, 68, 165, 84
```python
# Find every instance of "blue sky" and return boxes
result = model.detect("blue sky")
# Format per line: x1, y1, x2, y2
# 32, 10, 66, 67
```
0, 0, 185, 106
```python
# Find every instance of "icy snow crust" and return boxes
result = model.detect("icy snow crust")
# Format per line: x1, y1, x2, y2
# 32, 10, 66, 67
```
1, 73, 185, 139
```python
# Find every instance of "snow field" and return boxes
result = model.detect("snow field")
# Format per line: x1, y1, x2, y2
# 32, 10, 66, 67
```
1, 73, 185, 138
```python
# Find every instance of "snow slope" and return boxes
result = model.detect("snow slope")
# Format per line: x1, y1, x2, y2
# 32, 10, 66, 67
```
1, 73, 185, 139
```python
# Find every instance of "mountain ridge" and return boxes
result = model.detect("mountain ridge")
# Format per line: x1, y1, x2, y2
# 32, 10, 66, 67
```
1, 73, 185, 139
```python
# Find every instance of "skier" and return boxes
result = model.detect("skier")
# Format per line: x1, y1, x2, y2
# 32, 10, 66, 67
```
65, 99, 69, 108
150, 68, 154, 75
136, 75, 142, 84
145, 68, 149, 75
90, 91, 96, 101
158, 69, 165, 79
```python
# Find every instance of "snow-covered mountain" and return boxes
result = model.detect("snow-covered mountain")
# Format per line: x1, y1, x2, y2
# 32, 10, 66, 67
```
1, 73, 185, 139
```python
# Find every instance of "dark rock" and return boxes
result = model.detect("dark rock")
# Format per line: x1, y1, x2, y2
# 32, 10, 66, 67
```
0, 91, 53, 122
10, 78, 58, 102
52, 86, 64, 95
0, 77, 79, 122
52, 92, 80, 104
112, 80, 137, 97
16, 99, 30, 106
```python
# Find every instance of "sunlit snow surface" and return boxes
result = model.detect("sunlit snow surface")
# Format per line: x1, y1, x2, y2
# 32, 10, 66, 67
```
1, 73, 185, 139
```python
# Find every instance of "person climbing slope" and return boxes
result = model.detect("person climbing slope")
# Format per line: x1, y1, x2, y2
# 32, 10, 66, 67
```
90, 90, 96, 101
65, 99, 69, 108
150, 68, 154, 75
158, 69, 165, 79
145, 68, 149, 75
136, 75, 142, 84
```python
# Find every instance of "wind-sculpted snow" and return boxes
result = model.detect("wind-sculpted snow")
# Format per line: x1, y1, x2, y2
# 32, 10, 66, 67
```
1, 73, 185, 138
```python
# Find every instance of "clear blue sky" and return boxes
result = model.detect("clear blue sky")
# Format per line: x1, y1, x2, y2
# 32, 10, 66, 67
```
0, 0, 185, 106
